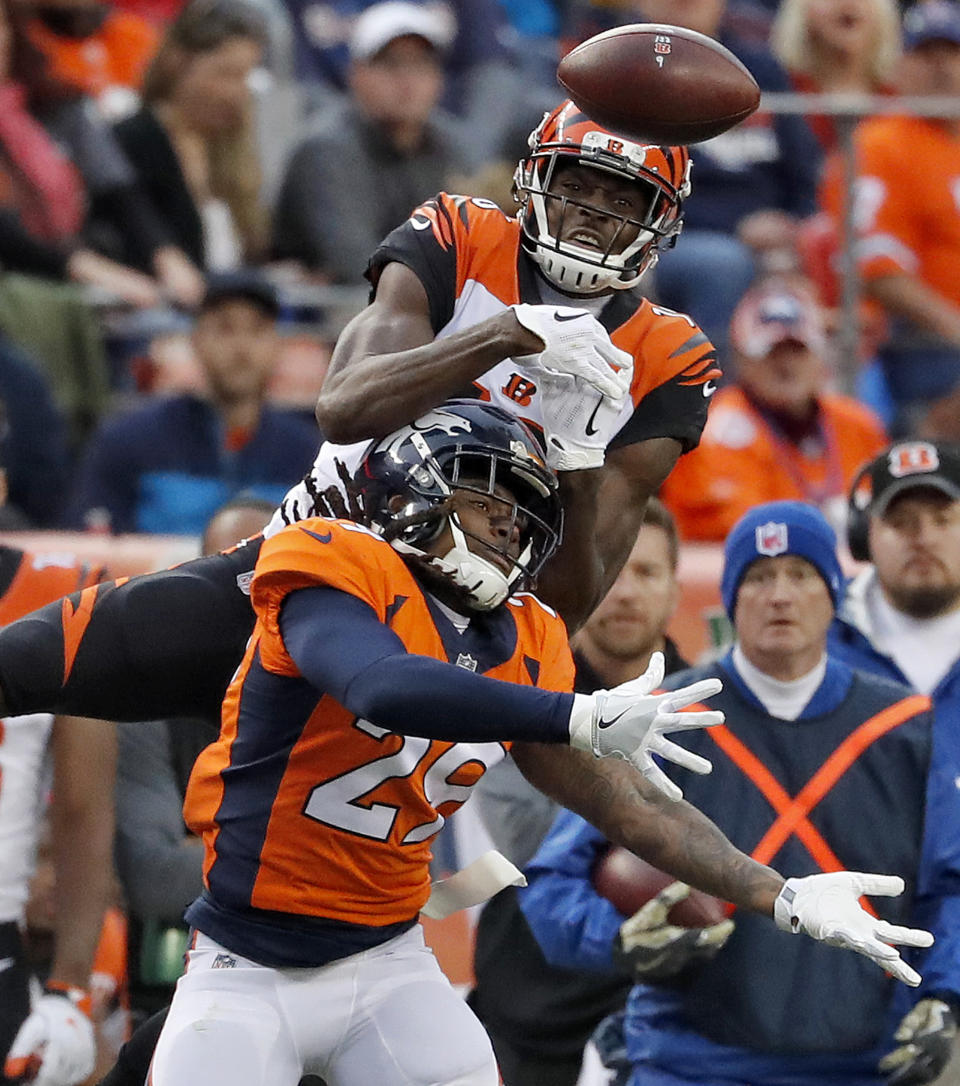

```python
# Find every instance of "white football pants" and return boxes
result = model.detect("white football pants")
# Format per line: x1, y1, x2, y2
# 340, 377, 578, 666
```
149, 928, 499, 1086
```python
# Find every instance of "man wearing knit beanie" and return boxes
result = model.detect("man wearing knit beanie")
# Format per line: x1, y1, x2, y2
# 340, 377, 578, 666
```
522, 499, 959, 1086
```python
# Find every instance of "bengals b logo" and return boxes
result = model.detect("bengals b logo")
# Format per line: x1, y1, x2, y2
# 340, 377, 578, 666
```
888, 442, 939, 478
502, 373, 537, 406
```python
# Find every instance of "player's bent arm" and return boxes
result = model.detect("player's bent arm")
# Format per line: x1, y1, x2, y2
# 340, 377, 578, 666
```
512, 741, 783, 916
865, 273, 960, 346
316, 261, 542, 443
49, 716, 117, 989
593, 438, 682, 606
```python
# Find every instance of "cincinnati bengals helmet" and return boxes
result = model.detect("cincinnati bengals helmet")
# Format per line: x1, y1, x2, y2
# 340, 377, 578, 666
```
355, 400, 563, 610
514, 100, 692, 294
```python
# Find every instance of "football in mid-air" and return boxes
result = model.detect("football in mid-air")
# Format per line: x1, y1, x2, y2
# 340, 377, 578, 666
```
592, 846, 728, 927
557, 23, 761, 145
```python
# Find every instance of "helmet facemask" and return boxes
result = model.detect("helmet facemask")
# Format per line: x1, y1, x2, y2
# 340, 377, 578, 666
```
514, 106, 691, 295
360, 413, 562, 611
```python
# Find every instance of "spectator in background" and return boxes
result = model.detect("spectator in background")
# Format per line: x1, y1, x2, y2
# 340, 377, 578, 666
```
272, 1, 469, 283
820, 0, 960, 434
771, 0, 902, 151
70, 270, 318, 534
469, 501, 694, 1086
521, 502, 958, 1086
0, 0, 162, 306
98, 0, 270, 307
660, 279, 887, 540
0, 333, 72, 527
20, 0, 160, 115
627, 0, 822, 363
283, 0, 528, 167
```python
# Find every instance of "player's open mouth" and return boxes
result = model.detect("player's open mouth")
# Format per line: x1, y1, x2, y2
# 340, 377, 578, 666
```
567, 230, 605, 249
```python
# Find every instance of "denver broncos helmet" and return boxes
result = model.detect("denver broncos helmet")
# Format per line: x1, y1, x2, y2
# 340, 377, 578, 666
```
514, 99, 692, 294
355, 400, 563, 610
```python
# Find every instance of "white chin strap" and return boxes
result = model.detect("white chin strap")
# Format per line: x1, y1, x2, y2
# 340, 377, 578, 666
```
440, 546, 511, 611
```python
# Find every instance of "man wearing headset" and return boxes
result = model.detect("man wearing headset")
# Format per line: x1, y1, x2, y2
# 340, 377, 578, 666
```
832, 439, 960, 1084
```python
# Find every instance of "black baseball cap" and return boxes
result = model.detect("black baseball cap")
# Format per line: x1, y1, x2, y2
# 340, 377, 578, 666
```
199, 269, 280, 318
851, 441, 960, 518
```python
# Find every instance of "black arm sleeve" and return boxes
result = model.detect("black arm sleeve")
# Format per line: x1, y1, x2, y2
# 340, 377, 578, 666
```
279, 586, 573, 744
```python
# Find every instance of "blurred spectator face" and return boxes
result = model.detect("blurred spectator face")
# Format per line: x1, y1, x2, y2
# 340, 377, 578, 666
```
730, 284, 828, 418
638, 0, 726, 35
900, 37, 960, 95
167, 34, 262, 135
192, 297, 279, 404
202, 502, 273, 554
734, 555, 834, 662
869, 490, 960, 617
576, 521, 680, 665
349, 34, 444, 127
806, 0, 882, 56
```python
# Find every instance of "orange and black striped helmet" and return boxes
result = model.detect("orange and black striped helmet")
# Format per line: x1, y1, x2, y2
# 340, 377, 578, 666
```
514, 100, 692, 294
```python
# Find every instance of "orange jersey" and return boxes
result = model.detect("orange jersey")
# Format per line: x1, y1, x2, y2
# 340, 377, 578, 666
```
25, 12, 160, 99
183, 518, 573, 963
659, 387, 887, 542
371, 192, 721, 452
0, 546, 104, 625
820, 115, 960, 306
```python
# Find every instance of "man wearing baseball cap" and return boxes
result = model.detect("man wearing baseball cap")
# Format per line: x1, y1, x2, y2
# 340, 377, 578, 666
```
660, 280, 886, 541
520, 500, 960, 1086
829, 441, 960, 1083
272, 0, 468, 283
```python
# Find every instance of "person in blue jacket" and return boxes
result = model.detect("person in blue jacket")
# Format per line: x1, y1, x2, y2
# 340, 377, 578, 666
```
521, 500, 960, 1086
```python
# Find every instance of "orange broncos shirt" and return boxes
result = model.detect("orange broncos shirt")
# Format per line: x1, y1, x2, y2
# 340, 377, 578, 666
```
184, 518, 574, 927
820, 114, 960, 307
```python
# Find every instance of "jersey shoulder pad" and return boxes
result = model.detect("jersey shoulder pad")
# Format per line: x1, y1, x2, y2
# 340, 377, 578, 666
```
507, 592, 576, 694
621, 299, 721, 396
252, 518, 404, 622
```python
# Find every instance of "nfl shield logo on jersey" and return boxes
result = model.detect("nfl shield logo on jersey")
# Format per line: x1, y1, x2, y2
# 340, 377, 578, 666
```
755, 522, 788, 557
456, 653, 478, 671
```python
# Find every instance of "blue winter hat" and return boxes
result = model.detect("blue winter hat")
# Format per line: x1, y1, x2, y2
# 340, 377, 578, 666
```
721, 501, 844, 617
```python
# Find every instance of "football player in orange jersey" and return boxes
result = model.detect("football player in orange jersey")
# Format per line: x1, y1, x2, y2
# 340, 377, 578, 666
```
137, 402, 928, 1086
0, 539, 115, 1086
0, 99, 718, 734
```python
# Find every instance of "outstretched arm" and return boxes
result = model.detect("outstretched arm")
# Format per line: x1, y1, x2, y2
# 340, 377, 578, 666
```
512, 741, 782, 915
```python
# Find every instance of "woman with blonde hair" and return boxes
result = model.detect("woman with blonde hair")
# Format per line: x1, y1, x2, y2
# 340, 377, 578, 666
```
771, 0, 902, 148
105, 0, 270, 306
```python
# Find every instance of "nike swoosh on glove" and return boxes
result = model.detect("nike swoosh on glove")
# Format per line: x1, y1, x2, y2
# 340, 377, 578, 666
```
567, 651, 724, 800
878, 998, 958, 1084
4, 991, 96, 1086
510, 303, 633, 400
773, 872, 934, 986
536, 368, 630, 471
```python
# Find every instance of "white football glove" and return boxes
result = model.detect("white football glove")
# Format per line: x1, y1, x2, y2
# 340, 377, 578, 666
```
510, 303, 633, 400
568, 651, 724, 800
773, 873, 934, 987
4, 989, 96, 1086
536, 369, 629, 471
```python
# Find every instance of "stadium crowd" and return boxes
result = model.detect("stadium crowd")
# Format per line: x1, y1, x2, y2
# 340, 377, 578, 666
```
3, 0, 960, 1084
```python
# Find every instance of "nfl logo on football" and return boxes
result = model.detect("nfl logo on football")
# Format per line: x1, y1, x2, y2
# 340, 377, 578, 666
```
755, 522, 788, 557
